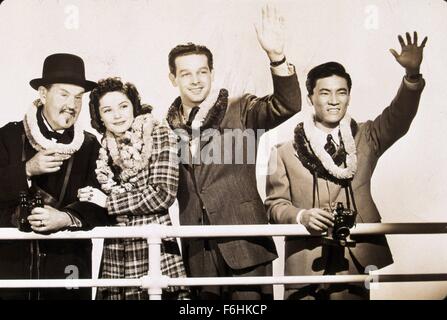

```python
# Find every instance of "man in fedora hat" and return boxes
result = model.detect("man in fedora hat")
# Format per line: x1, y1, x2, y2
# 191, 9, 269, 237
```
0, 53, 109, 300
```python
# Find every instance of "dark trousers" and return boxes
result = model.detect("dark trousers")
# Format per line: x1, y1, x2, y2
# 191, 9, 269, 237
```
0, 288, 91, 300
286, 245, 369, 300
185, 238, 273, 300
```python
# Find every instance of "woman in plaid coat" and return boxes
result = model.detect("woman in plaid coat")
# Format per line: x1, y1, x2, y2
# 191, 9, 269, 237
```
78, 77, 188, 300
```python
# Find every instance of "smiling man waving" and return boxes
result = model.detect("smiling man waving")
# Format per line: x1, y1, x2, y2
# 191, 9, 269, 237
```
266, 31, 427, 300
166, 4, 301, 300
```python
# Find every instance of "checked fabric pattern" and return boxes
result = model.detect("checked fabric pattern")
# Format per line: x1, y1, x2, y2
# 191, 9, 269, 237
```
98, 122, 188, 300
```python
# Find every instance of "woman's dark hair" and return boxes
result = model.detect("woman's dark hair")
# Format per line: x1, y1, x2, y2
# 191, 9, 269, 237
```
306, 62, 352, 96
89, 77, 151, 134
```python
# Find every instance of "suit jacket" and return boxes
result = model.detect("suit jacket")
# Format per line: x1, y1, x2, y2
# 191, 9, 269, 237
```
265, 78, 425, 283
170, 70, 302, 271
0, 121, 109, 299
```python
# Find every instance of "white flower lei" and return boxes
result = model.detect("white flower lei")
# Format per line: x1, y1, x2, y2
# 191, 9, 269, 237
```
302, 112, 357, 179
189, 89, 220, 159
23, 100, 84, 154
95, 113, 155, 194
190, 88, 221, 131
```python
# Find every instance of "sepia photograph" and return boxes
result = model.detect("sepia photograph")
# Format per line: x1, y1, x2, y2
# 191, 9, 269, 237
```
0, 0, 446, 307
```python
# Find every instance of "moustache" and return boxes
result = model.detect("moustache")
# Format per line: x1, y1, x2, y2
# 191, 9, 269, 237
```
60, 109, 77, 116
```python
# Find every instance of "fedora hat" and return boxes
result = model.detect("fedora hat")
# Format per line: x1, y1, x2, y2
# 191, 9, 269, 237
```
30, 53, 97, 91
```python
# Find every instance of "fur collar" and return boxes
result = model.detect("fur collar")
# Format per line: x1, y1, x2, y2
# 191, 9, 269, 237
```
23, 100, 84, 155
293, 112, 358, 185
166, 88, 228, 134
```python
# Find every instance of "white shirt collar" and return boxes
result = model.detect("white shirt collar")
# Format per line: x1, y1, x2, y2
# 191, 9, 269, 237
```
316, 126, 340, 146
41, 112, 65, 134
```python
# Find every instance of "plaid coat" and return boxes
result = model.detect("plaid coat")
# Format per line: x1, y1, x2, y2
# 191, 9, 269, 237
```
97, 121, 188, 300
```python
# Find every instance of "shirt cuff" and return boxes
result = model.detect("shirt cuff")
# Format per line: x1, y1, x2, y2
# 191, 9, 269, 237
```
65, 211, 82, 228
271, 62, 295, 76
403, 75, 425, 90
296, 209, 306, 225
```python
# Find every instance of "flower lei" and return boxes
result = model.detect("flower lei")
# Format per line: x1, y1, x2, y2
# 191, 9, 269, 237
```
295, 112, 357, 182
23, 99, 84, 154
95, 113, 155, 194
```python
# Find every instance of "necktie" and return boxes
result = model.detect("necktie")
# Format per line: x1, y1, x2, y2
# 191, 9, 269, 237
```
324, 134, 337, 157
46, 130, 65, 142
325, 133, 348, 165
186, 106, 200, 127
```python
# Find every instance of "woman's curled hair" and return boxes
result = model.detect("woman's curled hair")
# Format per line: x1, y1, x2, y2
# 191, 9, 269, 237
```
89, 77, 152, 134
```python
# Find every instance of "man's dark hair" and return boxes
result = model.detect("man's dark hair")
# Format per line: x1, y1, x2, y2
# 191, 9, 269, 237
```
89, 77, 150, 134
306, 62, 352, 96
168, 42, 213, 75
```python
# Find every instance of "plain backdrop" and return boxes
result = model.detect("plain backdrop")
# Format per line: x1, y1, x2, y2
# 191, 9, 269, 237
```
0, 0, 446, 299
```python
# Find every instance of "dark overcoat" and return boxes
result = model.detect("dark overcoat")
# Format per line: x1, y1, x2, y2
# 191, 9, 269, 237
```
0, 121, 109, 300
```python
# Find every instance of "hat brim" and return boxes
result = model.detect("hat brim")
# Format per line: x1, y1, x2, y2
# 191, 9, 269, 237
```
30, 77, 97, 92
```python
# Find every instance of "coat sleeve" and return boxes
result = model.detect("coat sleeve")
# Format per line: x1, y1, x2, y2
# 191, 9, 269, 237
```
265, 145, 302, 224
64, 134, 110, 229
0, 123, 29, 205
367, 77, 425, 157
106, 123, 179, 216
241, 64, 301, 131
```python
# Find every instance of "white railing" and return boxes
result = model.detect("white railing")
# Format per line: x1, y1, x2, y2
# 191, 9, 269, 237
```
0, 223, 446, 299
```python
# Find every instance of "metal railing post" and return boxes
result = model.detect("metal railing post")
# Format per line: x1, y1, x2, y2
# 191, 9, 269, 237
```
91, 238, 103, 300
144, 224, 167, 300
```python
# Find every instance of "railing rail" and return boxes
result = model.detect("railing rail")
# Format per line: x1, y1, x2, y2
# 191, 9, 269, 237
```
1, 223, 447, 240
1, 273, 447, 288
0, 223, 446, 299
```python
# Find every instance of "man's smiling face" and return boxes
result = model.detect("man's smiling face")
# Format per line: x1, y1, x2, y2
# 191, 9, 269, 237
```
169, 54, 213, 108
39, 83, 84, 130
308, 75, 350, 131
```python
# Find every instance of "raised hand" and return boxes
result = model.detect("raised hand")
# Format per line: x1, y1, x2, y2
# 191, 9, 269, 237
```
390, 31, 427, 75
255, 3, 286, 62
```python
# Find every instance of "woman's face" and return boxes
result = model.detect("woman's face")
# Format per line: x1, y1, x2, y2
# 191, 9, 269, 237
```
98, 91, 135, 136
